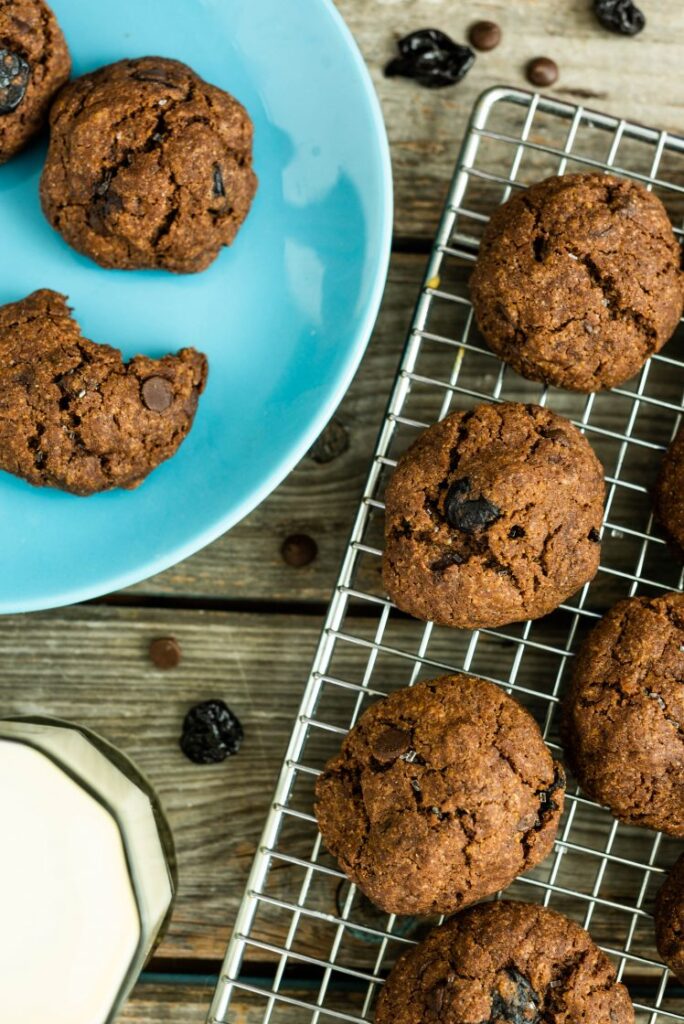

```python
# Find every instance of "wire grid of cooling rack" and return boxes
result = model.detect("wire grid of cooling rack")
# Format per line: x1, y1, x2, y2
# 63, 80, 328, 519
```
209, 86, 684, 1024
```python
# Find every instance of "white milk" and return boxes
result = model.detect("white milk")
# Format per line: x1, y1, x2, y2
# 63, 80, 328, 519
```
0, 725, 173, 1024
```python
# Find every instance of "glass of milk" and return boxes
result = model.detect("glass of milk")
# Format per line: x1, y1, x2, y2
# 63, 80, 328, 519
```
0, 716, 176, 1024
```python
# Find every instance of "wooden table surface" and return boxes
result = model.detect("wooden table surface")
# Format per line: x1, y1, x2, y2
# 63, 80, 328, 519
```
4, 3, 684, 1021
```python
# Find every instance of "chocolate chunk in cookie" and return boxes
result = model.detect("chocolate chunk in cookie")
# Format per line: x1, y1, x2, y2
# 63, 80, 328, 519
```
382, 402, 605, 630
655, 853, 684, 983
563, 593, 684, 836
654, 425, 684, 558
0, 289, 207, 495
40, 57, 257, 273
314, 674, 565, 917
375, 900, 634, 1024
470, 173, 683, 392
0, 0, 70, 163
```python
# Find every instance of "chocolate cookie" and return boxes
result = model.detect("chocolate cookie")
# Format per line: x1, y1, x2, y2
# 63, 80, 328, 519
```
382, 402, 605, 630
470, 173, 683, 392
375, 900, 634, 1024
0, 0, 70, 163
654, 426, 684, 557
40, 57, 257, 273
314, 675, 565, 917
0, 289, 207, 495
655, 853, 684, 983
563, 593, 684, 836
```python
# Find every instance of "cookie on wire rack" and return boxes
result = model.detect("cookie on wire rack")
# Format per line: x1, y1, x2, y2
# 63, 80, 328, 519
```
382, 401, 605, 630
470, 172, 683, 393
654, 424, 684, 558
563, 592, 684, 837
374, 900, 634, 1024
314, 674, 565, 917
655, 853, 684, 983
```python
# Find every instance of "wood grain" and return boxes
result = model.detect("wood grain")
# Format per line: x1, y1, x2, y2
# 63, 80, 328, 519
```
121, 982, 682, 1023
337, 0, 684, 238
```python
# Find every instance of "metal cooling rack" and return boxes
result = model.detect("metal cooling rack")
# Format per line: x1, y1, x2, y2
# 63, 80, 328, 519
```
209, 86, 684, 1024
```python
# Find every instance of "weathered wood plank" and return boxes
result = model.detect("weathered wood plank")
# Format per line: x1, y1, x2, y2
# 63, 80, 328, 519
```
120, 984, 211, 1024
0, 606, 314, 960
121, 982, 368, 1023
0, 605, 680, 972
337, 0, 684, 238
120, 982, 682, 1023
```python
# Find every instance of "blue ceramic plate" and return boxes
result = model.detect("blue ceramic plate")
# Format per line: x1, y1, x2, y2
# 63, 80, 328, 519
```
0, 0, 392, 612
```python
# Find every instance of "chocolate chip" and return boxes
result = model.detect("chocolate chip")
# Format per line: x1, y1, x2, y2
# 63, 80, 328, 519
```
526, 57, 559, 87
142, 376, 174, 412
308, 418, 350, 463
212, 163, 225, 197
426, 983, 445, 1011
468, 20, 501, 51
132, 67, 180, 86
372, 727, 410, 761
430, 550, 465, 572
149, 636, 182, 670
281, 533, 318, 567
0, 49, 29, 114
541, 427, 569, 443
588, 526, 601, 543
509, 525, 526, 539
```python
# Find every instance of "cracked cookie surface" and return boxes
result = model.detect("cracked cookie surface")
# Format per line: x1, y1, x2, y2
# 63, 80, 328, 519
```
654, 426, 684, 558
382, 402, 605, 630
374, 900, 634, 1024
40, 56, 257, 272
563, 593, 684, 836
655, 853, 684, 983
0, 289, 207, 495
314, 675, 565, 917
0, 0, 70, 163
470, 173, 683, 392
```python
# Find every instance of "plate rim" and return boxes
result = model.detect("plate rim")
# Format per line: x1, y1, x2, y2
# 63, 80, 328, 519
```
4, 0, 393, 614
